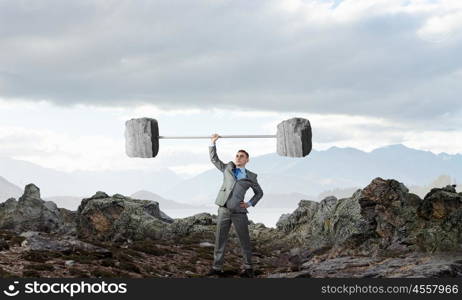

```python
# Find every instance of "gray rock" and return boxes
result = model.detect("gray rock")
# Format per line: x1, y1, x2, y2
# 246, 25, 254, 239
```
282, 254, 462, 278
65, 260, 75, 266
199, 242, 214, 248
20, 231, 110, 253
0, 184, 74, 234
275, 193, 365, 250
276, 117, 312, 158
159, 210, 174, 224
276, 214, 290, 229
77, 192, 172, 242
276, 177, 462, 259
167, 213, 217, 239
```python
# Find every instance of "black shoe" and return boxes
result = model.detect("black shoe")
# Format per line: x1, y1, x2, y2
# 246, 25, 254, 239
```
206, 268, 224, 276
241, 268, 255, 278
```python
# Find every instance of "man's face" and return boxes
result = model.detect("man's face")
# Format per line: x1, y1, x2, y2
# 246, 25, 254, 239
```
234, 152, 249, 167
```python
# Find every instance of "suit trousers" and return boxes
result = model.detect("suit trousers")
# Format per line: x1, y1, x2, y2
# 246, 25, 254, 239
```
212, 206, 253, 270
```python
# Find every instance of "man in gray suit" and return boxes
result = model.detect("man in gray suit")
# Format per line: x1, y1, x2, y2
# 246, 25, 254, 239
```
206, 133, 264, 278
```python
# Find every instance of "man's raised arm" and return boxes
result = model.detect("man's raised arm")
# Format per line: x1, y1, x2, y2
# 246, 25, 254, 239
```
209, 133, 226, 172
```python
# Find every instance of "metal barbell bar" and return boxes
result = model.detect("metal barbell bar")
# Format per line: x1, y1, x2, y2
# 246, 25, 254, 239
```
125, 117, 312, 158
158, 135, 276, 139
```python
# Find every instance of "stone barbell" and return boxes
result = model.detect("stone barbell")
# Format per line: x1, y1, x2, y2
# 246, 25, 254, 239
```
125, 117, 312, 158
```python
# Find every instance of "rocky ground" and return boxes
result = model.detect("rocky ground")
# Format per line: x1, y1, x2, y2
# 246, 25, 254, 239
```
1, 178, 462, 278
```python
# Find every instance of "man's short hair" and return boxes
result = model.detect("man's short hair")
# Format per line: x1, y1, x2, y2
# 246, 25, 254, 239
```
237, 149, 249, 158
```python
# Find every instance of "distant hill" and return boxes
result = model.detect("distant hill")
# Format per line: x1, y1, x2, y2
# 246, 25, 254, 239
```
0, 156, 183, 198
0, 176, 22, 201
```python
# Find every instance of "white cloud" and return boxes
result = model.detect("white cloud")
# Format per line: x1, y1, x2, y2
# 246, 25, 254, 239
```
403, 129, 462, 154
418, 10, 462, 42
169, 163, 212, 177
0, 125, 123, 172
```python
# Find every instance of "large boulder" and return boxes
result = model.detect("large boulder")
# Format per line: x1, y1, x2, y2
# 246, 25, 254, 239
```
276, 194, 365, 250
344, 177, 422, 256
167, 213, 216, 236
166, 213, 217, 242
76, 192, 173, 242
0, 184, 74, 234
414, 185, 462, 252
276, 178, 462, 258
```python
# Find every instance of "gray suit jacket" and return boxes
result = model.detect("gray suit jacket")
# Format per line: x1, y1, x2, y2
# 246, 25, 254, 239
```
209, 145, 264, 213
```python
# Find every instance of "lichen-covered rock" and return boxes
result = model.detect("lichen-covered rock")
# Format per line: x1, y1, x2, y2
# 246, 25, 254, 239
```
417, 185, 461, 220
0, 184, 72, 234
414, 185, 462, 252
76, 192, 172, 242
276, 178, 462, 258
166, 213, 217, 240
276, 194, 365, 250
332, 178, 421, 256
58, 208, 78, 235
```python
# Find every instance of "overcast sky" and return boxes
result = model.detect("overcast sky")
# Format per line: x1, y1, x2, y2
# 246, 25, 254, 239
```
0, 0, 461, 177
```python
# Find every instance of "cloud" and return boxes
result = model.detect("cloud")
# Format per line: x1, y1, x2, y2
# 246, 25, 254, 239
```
0, 0, 460, 124
1, 99, 462, 176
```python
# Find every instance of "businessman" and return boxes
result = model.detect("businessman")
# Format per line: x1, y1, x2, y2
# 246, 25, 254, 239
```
206, 133, 264, 278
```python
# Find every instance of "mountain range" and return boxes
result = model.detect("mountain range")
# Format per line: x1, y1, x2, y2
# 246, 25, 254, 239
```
163, 144, 461, 205
1, 144, 461, 208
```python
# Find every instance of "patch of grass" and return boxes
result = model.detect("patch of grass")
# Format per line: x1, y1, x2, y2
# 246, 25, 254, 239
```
90, 268, 119, 278
22, 270, 41, 278
177, 263, 197, 273
122, 248, 144, 258
62, 250, 112, 265
9, 236, 26, 246
196, 248, 213, 260
160, 264, 171, 272
113, 251, 134, 263
21, 250, 62, 263
0, 230, 27, 248
25, 264, 55, 271
112, 270, 132, 278
101, 258, 116, 267
69, 267, 90, 278
119, 262, 141, 274
141, 264, 156, 274
188, 256, 199, 265
0, 267, 15, 278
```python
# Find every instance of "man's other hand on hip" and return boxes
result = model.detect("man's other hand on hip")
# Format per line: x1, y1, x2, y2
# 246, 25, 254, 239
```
240, 201, 250, 209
